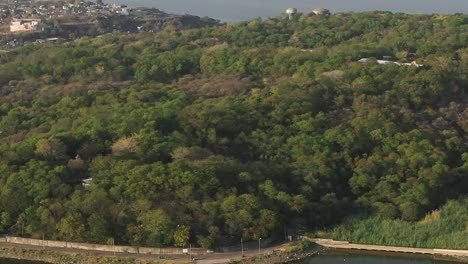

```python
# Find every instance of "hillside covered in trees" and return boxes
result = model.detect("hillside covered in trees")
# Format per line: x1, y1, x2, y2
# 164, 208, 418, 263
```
0, 11, 467, 249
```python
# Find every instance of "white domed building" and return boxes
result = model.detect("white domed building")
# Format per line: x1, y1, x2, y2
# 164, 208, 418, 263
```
312, 8, 331, 16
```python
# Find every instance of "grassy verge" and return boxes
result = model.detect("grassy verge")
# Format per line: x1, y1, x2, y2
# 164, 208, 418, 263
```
0, 246, 174, 264
329, 198, 468, 249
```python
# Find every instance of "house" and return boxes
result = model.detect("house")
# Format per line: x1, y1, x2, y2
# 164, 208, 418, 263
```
10, 18, 42, 32
45, 37, 61, 42
358, 58, 423, 67
312, 8, 331, 16
120, 7, 129, 16
82, 178, 93, 187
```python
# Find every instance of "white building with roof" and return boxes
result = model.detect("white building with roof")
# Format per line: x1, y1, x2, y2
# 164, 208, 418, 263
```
312, 8, 331, 16
10, 18, 42, 32
358, 58, 423, 67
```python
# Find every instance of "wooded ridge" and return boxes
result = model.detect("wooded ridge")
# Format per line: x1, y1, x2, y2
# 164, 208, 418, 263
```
0, 11, 466, 249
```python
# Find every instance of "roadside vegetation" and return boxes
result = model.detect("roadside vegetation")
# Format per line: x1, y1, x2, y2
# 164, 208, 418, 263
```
330, 198, 468, 249
0, 246, 169, 264
0, 11, 466, 249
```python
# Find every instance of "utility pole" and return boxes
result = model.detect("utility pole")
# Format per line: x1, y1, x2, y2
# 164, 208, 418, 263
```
241, 238, 244, 257
108, 237, 115, 256
258, 238, 262, 255
188, 243, 192, 263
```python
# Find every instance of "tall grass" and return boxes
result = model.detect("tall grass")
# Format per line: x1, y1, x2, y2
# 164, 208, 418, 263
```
330, 198, 468, 249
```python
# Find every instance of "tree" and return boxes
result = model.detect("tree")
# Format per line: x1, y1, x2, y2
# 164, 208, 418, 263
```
35, 137, 68, 162
111, 136, 140, 157
173, 225, 191, 247
400, 202, 421, 222
0, 212, 12, 233
138, 209, 173, 246
88, 214, 110, 242
57, 212, 86, 241
374, 202, 399, 219
171, 147, 212, 162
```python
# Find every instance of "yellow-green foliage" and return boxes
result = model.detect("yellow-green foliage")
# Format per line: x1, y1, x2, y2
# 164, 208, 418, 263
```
331, 198, 468, 249
0, 12, 467, 248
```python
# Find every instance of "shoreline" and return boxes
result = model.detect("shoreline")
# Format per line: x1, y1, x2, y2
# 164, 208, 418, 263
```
325, 249, 468, 263
1, 236, 468, 264
229, 239, 468, 264
311, 239, 468, 258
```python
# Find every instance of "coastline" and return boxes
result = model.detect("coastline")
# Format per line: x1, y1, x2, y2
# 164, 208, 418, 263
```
0, 237, 296, 264
1, 236, 468, 264
311, 238, 468, 258
227, 239, 468, 264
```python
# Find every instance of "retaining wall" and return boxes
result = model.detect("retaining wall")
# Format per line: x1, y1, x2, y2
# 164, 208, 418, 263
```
433, 249, 468, 256
312, 239, 468, 257
4, 236, 206, 255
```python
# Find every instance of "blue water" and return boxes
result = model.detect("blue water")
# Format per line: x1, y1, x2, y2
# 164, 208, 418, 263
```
113, 0, 468, 21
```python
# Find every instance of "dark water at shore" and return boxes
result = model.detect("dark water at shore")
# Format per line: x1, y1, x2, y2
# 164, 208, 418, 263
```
298, 250, 463, 264
0, 258, 48, 264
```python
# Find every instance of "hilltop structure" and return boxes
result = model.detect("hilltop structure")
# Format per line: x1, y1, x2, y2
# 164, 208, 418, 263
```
312, 8, 330, 16
286, 7, 297, 20
10, 18, 42, 32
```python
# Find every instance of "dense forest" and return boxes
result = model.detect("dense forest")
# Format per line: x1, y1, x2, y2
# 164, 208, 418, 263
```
0, 11, 467, 249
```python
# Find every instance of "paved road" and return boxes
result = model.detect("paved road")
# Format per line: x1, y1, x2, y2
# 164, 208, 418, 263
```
4, 237, 466, 264
0, 241, 289, 264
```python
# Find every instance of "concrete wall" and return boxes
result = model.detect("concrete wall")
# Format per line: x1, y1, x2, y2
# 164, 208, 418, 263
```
4, 236, 206, 255
433, 249, 468, 256
312, 238, 468, 257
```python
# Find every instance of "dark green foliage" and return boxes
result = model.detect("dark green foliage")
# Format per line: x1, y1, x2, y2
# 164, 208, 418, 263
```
0, 12, 466, 248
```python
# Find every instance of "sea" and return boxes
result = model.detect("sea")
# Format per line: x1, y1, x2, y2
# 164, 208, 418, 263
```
112, 0, 468, 21
0, 251, 464, 264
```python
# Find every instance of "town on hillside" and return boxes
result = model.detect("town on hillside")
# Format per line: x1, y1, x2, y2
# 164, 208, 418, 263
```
0, 0, 220, 49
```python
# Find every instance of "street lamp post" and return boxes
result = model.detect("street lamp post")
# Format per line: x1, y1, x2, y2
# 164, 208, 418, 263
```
258, 238, 262, 255
112, 238, 115, 256
241, 238, 244, 257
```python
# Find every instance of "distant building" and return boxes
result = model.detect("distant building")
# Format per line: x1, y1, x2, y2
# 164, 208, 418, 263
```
10, 18, 42, 32
111, 4, 129, 15
358, 58, 423, 67
82, 178, 93, 187
45, 37, 61, 42
312, 8, 331, 16
119, 7, 129, 15
286, 7, 298, 20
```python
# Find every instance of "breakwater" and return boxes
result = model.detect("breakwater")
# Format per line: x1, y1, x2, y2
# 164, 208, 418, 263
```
311, 239, 468, 258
